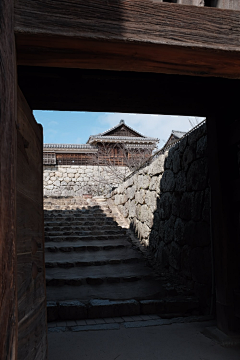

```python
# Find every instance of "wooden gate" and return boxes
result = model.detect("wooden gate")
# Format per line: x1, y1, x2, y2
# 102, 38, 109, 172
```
16, 88, 47, 360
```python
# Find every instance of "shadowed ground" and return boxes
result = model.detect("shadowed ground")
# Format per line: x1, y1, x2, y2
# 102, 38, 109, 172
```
48, 320, 240, 360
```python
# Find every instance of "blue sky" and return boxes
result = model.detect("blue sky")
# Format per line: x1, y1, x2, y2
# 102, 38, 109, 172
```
33, 111, 205, 149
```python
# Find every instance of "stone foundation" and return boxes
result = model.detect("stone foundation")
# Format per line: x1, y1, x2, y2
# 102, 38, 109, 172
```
43, 165, 129, 197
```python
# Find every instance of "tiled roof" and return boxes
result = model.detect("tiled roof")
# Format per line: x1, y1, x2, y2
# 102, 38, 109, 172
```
172, 130, 187, 139
88, 135, 159, 144
44, 144, 96, 149
92, 119, 148, 138
43, 144, 97, 152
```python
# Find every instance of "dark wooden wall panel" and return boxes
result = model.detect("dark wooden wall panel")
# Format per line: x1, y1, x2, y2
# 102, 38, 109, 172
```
17, 88, 47, 360
0, 0, 18, 359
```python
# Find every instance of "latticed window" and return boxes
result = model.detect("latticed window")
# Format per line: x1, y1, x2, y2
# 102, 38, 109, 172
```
56, 153, 94, 165
43, 152, 56, 165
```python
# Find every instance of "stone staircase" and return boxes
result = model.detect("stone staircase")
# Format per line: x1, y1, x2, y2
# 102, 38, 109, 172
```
44, 196, 199, 321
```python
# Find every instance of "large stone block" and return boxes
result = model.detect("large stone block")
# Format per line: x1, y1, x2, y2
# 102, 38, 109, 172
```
149, 155, 164, 176
129, 200, 137, 218
174, 217, 185, 246
188, 123, 206, 147
137, 174, 150, 190
180, 192, 194, 220
67, 168, 77, 174
135, 189, 145, 205
171, 193, 181, 217
182, 145, 195, 171
46, 184, 53, 190
149, 176, 160, 193
159, 192, 172, 220
145, 191, 157, 212
164, 148, 174, 170
160, 170, 175, 192
163, 215, 175, 244
127, 185, 136, 200
179, 135, 188, 154
186, 158, 208, 191
139, 204, 153, 228
140, 222, 151, 240
175, 171, 187, 192
58, 167, 66, 173
126, 176, 134, 188
53, 180, 60, 187
172, 149, 181, 174
191, 191, 204, 221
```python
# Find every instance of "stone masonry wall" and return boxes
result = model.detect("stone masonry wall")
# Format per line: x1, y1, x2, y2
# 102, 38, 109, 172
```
110, 123, 211, 310
44, 165, 129, 197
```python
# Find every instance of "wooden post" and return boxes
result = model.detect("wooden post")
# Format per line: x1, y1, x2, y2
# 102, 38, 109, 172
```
17, 88, 47, 360
207, 111, 240, 334
0, 0, 18, 359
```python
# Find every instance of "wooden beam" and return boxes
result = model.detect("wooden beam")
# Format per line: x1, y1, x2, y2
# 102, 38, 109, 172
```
17, 66, 240, 115
15, 1, 240, 79
0, 1, 18, 359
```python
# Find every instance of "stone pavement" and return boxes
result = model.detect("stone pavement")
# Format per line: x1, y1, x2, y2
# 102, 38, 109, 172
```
48, 318, 240, 360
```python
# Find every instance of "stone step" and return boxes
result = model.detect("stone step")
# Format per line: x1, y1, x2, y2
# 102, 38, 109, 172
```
44, 216, 118, 223
45, 239, 131, 252
45, 217, 118, 226
45, 248, 143, 268
47, 278, 164, 303
46, 263, 154, 286
45, 230, 127, 237
45, 224, 123, 232
44, 211, 113, 217
47, 295, 199, 321
45, 234, 129, 243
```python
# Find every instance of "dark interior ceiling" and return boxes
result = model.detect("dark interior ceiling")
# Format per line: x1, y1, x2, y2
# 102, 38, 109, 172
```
18, 66, 239, 116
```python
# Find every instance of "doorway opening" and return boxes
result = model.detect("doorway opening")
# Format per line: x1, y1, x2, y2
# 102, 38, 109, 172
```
32, 108, 211, 323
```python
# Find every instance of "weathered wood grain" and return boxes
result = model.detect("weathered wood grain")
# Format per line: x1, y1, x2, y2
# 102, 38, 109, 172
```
0, 1, 18, 359
17, 88, 47, 360
14, 1, 240, 78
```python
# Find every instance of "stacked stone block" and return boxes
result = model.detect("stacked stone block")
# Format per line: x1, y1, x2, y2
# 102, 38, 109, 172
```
111, 124, 211, 310
43, 165, 129, 197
